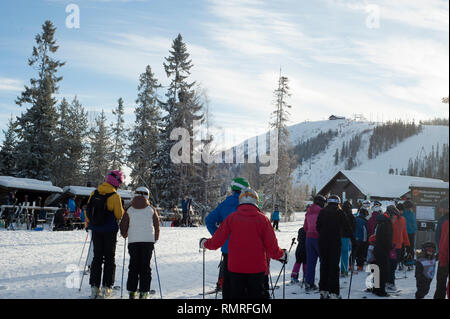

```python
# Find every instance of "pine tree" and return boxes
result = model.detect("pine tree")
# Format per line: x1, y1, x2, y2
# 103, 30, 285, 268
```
128, 65, 161, 197
15, 20, 65, 181
53, 97, 89, 186
334, 148, 339, 165
110, 97, 127, 171
261, 72, 295, 218
86, 110, 111, 187
154, 34, 203, 208
0, 116, 19, 176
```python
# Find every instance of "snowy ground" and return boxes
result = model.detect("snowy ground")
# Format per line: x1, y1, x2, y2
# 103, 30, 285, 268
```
0, 214, 434, 299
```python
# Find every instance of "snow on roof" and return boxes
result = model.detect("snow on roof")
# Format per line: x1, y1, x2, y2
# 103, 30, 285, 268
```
409, 181, 449, 189
0, 176, 63, 193
63, 186, 134, 199
340, 170, 445, 199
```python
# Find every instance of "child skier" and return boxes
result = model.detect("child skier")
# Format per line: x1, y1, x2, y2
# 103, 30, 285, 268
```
291, 226, 307, 284
119, 186, 160, 299
415, 242, 437, 299
354, 208, 369, 273
271, 206, 280, 231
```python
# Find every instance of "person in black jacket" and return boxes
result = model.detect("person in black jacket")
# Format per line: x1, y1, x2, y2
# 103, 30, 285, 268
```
341, 201, 356, 276
291, 227, 307, 284
316, 195, 353, 299
372, 205, 397, 297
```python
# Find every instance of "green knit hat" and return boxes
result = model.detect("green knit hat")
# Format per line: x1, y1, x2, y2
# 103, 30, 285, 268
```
231, 177, 250, 192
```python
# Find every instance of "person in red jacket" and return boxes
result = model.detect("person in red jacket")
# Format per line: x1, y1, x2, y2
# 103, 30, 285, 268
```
434, 218, 449, 299
200, 188, 287, 299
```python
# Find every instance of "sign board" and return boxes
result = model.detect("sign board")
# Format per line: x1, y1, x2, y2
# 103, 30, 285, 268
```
415, 206, 435, 221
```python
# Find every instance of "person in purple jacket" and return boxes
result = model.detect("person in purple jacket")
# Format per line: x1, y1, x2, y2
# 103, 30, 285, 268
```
367, 203, 383, 236
303, 194, 326, 292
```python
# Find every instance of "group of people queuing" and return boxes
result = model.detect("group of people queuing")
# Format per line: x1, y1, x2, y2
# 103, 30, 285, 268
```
289, 195, 449, 299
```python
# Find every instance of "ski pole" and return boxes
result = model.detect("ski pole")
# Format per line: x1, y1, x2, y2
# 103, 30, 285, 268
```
154, 248, 163, 299
79, 237, 92, 292
78, 231, 90, 267
202, 248, 206, 300
272, 238, 296, 294
347, 255, 354, 299
283, 257, 286, 299
121, 238, 127, 298
215, 254, 224, 300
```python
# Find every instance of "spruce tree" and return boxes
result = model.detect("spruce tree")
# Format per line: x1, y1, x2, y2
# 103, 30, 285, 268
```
0, 116, 19, 176
86, 110, 111, 187
110, 97, 127, 171
155, 34, 203, 208
128, 65, 161, 196
15, 20, 65, 181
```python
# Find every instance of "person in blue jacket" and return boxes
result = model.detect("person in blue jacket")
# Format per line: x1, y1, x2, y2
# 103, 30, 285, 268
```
403, 200, 417, 262
271, 206, 280, 231
205, 177, 249, 299
354, 208, 369, 272
68, 196, 77, 217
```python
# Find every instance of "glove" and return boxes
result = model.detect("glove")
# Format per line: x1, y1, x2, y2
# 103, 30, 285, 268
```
278, 249, 289, 264
199, 238, 207, 250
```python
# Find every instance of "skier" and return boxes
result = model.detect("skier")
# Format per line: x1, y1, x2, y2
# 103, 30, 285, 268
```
435, 198, 449, 250
415, 242, 437, 299
271, 206, 280, 231
181, 195, 191, 227
200, 188, 287, 299
434, 198, 449, 299
353, 208, 369, 273
316, 195, 353, 299
86, 170, 125, 299
304, 194, 326, 292
341, 200, 356, 277
372, 205, 397, 297
205, 177, 249, 299
403, 200, 417, 270
367, 204, 383, 236
387, 204, 410, 292
291, 226, 307, 284
120, 186, 160, 299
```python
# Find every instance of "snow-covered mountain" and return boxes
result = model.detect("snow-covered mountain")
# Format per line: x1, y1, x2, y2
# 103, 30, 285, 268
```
230, 119, 449, 190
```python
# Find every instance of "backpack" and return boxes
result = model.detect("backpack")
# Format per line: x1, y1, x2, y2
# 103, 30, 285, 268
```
86, 190, 116, 226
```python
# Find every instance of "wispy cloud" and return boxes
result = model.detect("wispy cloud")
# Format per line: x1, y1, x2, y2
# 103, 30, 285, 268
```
0, 78, 22, 92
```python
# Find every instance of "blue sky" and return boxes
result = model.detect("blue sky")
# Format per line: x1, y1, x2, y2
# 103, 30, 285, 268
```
0, 0, 448, 148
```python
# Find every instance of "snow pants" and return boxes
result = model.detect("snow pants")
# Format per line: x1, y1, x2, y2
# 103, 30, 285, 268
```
434, 265, 449, 299
319, 238, 341, 295
272, 220, 279, 230
219, 253, 232, 299
229, 272, 267, 299
127, 242, 154, 293
415, 271, 432, 299
373, 253, 389, 295
354, 241, 369, 268
340, 237, 351, 273
89, 231, 117, 288
305, 237, 319, 285
388, 249, 401, 285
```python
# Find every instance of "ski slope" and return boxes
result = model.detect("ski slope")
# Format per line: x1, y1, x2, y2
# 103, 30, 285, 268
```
0, 215, 430, 299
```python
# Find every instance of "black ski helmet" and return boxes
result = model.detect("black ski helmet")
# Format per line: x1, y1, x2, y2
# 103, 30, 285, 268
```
327, 195, 341, 205
421, 242, 436, 254
314, 195, 326, 207
386, 205, 400, 218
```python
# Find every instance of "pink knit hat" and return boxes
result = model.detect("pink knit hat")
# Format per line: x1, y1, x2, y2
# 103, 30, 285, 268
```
106, 170, 124, 188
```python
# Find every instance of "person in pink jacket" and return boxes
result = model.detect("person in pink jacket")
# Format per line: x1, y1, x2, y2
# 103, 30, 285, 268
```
303, 195, 326, 292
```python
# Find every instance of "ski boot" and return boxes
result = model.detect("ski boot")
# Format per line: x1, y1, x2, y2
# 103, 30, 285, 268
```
90, 286, 100, 299
305, 282, 319, 293
320, 291, 329, 299
101, 286, 114, 299
139, 292, 150, 299
129, 291, 138, 299
291, 277, 300, 284
329, 293, 342, 299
